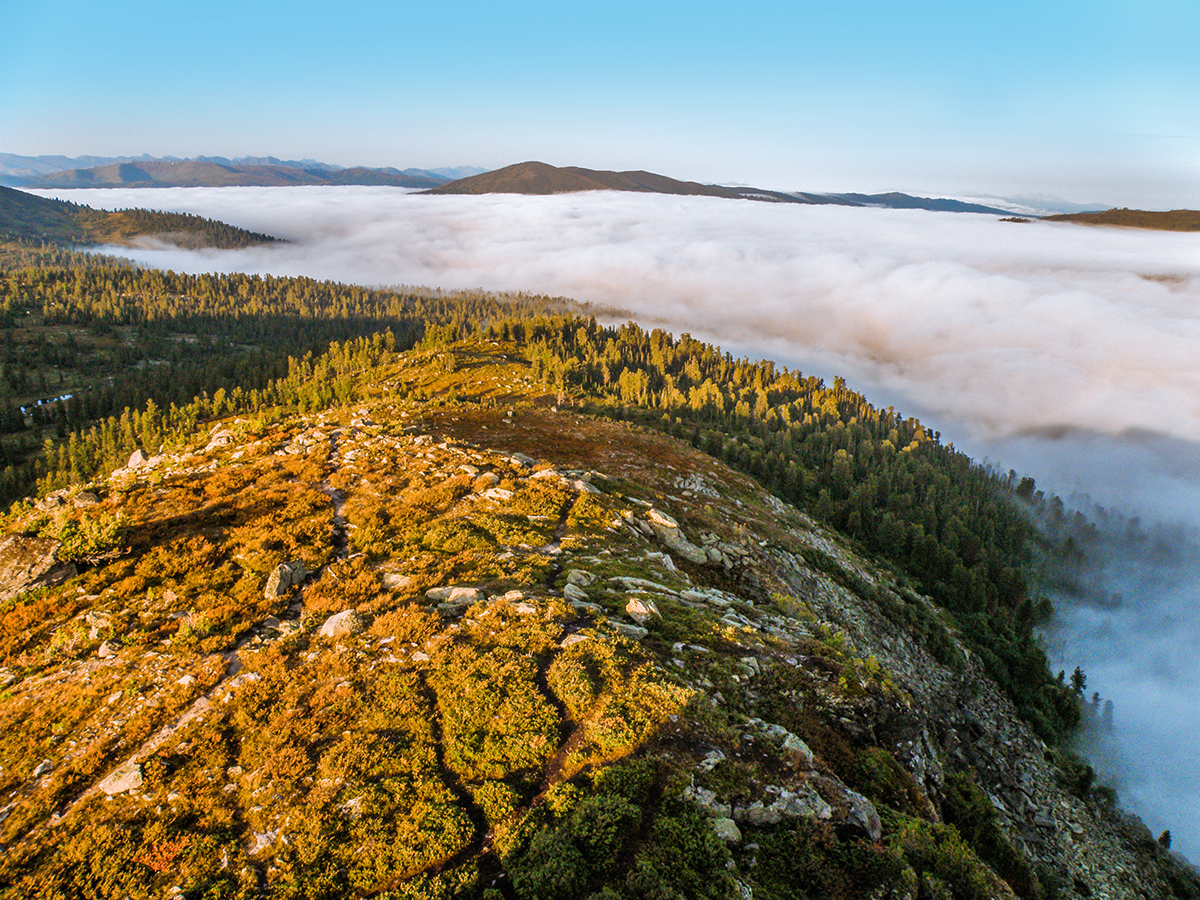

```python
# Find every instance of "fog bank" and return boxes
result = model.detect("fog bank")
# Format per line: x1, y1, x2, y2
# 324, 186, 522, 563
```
41, 185, 1200, 856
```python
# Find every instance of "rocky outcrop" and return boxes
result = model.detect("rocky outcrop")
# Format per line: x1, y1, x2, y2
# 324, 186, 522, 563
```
98, 760, 143, 795
0, 535, 76, 602
645, 509, 709, 565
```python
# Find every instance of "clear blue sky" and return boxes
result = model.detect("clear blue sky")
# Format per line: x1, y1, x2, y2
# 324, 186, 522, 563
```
3, 0, 1198, 206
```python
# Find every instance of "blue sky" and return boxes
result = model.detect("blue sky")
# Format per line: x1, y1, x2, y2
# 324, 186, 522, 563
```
3, 0, 1198, 205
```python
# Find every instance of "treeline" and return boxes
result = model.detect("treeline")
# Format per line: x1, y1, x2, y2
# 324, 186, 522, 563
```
34, 330, 401, 494
487, 316, 1081, 740
0, 257, 582, 506
3, 265, 573, 327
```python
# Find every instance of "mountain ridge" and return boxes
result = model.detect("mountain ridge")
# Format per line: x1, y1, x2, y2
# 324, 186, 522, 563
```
16, 159, 449, 190
0, 328, 1196, 898
426, 161, 1017, 213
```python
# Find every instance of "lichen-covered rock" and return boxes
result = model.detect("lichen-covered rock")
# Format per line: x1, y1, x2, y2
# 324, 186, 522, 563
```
712, 817, 742, 843
625, 597, 661, 625
426, 586, 486, 604
265, 561, 307, 600
645, 508, 709, 564
318, 609, 365, 639
609, 621, 649, 640
843, 789, 883, 841
563, 582, 590, 602
99, 760, 143, 795
0, 535, 75, 603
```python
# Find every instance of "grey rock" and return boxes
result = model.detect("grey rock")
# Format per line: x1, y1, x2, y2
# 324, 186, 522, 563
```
318, 609, 365, 639
712, 817, 742, 843
683, 785, 732, 818
99, 760, 144, 795
776, 785, 831, 820
645, 509, 709, 565
560, 633, 589, 648
564, 582, 590, 603
425, 586, 485, 604
474, 472, 501, 490
127, 449, 149, 468
566, 569, 597, 587
0, 535, 76, 603
625, 597, 661, 625
380, 572, 412, 591
97, 640, 120, 659
844, 790, 882, 841
781, 733, 816, 764
205, 429, 234, 452
696, 750, 726, 773
609, 621, 649, 640
265, 561, 307, 600
31, 759, 53, 779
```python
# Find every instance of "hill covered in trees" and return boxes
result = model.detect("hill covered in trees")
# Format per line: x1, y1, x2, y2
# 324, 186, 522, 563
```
0, 186, 278, 249
1042, 208, 1200, 231
0, 327, 1196, 898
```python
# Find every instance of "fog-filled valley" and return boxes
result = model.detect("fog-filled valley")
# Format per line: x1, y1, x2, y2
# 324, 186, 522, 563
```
38, 184, 1200, 858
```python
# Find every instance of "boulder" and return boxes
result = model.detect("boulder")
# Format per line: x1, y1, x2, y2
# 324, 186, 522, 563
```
625, 597, 661, 626
776, 785, 832, 820
380, 572, 412, 591
565, 569, 597, 587
425, 586, 485, 605
96, 640, 120, 659
609, 622, 649, 640
683, 784, 732, 818
560, 633, 589, 648
644, 510, 709, 565
0, 536, 76, 603
205, 429, 234, 452
127, 449, 149, 469
99, 760, 144, 795
843, 790, 883, 841
318, 610, 365, 639
782, 733, 816, 765
265, 561, 307, 600
741, 800, 783, 827
712, 817, 742, 843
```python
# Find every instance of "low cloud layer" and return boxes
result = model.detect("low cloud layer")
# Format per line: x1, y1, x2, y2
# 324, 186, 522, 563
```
43, 185, 1200, 856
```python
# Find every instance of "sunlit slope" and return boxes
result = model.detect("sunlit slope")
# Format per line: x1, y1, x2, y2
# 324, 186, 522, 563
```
1, 339, 1193, 899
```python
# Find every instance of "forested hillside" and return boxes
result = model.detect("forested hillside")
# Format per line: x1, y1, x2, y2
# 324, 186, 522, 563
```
0, 187, 277, 249
0, 247, 582, 505
1, 332, 1194, 899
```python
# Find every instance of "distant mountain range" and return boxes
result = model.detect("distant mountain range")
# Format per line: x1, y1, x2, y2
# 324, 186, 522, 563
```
0, 154, 488, 190
3, 153, 1125, 217
425, 161, 1018, 214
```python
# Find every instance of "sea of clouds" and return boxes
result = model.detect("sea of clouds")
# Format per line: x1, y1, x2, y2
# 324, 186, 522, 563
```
40, 185, 1200, 856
